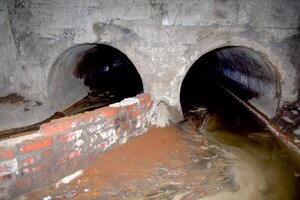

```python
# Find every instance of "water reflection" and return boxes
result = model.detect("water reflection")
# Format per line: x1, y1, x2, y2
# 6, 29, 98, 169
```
202, 115, 299, 200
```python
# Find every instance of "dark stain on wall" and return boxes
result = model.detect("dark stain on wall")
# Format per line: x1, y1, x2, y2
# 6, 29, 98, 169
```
92, 22, 138, 43
149, 0, 168, 19
273, 34, 300, 134
0, 93, 26, 105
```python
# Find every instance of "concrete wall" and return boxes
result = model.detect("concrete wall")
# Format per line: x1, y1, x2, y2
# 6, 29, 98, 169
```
0, 93, 154, 199
0, 0, 299, 133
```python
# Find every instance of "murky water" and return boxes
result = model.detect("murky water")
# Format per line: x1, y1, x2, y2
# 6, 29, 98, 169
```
18, 117, 300, 200
201, 115, 300, 200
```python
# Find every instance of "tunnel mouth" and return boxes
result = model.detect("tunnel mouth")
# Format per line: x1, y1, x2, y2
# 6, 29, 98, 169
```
48, 43, 144, 115
0, 44, 144, 138
180, 46, 281, 133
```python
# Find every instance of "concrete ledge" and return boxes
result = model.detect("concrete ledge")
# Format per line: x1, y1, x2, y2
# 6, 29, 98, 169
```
0, 93, 153, 199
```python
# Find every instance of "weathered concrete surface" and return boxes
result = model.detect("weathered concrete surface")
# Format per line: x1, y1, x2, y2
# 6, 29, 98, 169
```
0, 0, 299, 134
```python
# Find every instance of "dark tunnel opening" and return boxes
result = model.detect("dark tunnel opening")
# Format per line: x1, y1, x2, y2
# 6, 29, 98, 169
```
66, 44, 144, 115
180, 46, 280, 133
47, 43, 144, 116
73, 44, 143, 99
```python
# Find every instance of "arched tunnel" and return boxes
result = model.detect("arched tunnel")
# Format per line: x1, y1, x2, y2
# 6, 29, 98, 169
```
180, 46, 281, 132
48, 43, 143, 115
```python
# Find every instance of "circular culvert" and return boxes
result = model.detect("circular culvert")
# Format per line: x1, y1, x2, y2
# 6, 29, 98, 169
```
47, 44, 143, 114
180, 46, 280, 131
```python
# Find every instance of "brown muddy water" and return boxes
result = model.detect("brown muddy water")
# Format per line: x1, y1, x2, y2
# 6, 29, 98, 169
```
17, 117, 300, 200
200, 115, 300, 200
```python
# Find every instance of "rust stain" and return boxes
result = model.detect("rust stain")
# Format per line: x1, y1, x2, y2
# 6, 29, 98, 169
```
24, 126, 189, 199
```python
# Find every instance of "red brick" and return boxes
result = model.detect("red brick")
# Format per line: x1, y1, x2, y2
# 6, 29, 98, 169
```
23, 165, 45, 175
73, 108, 100, 122
40, 118, 73, 136
22, 168, 31, 174
146, 100, 154, 111
70, 107, 119, 126
98, 107, 119, 118
97, 142, 107, 149
118, 121, 130, 130
125, 103, 138, 111
0, 148, 14, 160
59, 132, 77, 143
19, 138, 53, 154
137, 93, 151, 105
21, 156, 35, 167
129, 109, 142, 119
59, 150, 82, 164
31, 164, 44, 173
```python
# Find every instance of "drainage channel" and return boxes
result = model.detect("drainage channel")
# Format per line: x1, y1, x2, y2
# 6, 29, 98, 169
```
199, 114, 300, 200
179, 89, 300, 200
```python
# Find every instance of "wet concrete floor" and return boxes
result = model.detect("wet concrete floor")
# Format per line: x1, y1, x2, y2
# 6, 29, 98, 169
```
16, 117, 300, 200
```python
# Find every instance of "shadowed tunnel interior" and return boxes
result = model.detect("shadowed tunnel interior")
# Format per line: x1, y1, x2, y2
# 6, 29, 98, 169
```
180, 46, 281, 132
73, 44, 143, 98
48, 43, 144, 116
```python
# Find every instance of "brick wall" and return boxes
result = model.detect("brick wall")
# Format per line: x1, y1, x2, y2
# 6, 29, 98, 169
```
0, 93, 153, 199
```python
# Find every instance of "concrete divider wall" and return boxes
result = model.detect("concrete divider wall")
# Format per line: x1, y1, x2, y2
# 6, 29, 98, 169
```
0, 93, 153, 199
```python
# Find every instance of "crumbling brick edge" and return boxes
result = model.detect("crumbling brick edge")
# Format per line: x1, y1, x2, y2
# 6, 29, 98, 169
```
0, 93, 154, 199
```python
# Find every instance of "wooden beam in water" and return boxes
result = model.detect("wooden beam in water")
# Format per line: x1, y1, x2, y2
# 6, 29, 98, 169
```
221, 86, 300, 156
